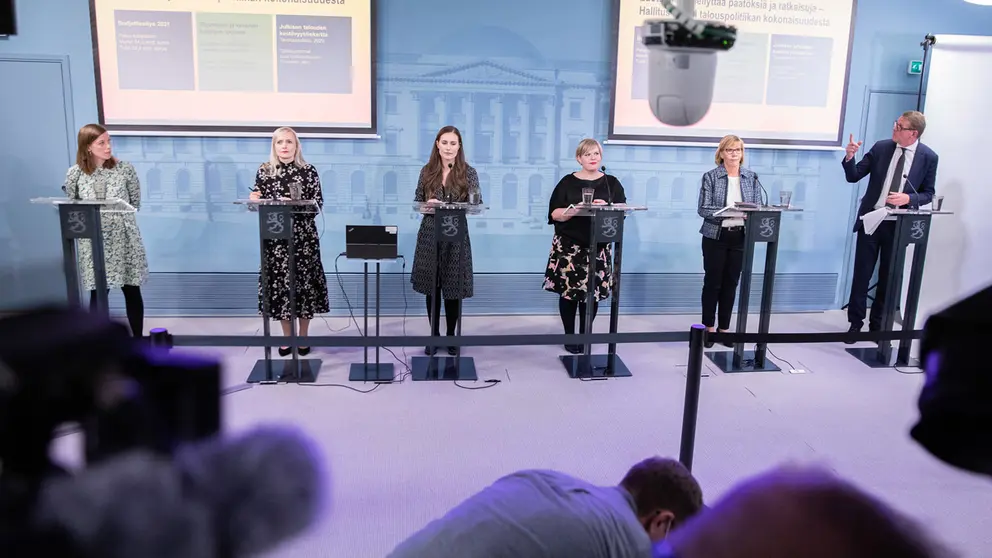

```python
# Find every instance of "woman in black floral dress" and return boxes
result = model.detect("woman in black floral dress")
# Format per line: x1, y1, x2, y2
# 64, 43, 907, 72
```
544, 138, 626, 354
250, 127, 330, 356
410, 125, 482, 356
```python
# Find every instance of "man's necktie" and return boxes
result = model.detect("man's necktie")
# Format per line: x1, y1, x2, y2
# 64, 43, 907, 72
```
885, 147, 906, 208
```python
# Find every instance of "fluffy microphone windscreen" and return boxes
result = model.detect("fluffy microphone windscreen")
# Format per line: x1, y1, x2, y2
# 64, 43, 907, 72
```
176, 425, 327, 556
35, 451, 215, 558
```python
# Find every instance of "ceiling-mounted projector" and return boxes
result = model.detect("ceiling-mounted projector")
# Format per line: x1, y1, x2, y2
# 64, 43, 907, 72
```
642, 1, 737, 127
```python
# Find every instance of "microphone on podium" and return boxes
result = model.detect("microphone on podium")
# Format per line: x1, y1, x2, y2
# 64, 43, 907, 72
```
599, 165, 615, 204
33, 426, 326, 558
442, 163, 453, 202
903, 174, 920, 209
754, 172, 769, 207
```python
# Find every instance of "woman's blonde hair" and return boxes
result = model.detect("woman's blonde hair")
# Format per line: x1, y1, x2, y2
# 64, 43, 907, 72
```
714, 135, 745, 166
575, 138, 603, 159
265, 126, 308, 176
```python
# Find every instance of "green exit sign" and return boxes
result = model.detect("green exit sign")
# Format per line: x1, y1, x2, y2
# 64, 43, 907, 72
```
908, 60, 924, 75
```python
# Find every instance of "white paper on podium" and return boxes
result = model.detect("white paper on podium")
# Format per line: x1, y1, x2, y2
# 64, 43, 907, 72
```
861, 207, 890, 235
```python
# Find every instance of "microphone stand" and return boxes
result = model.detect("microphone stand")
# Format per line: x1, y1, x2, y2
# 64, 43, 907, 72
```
903, 174, 921, 210
599, 166, 615, 204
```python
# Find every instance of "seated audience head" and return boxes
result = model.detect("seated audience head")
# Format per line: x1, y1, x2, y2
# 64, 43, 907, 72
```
662, 466, 955, 558
76, 123, 116, 174
715, 134, 744, 168
574, 138, 603, 173
619, 457, 704, 541
269, 126, 306, 168
894, 110, 926, 145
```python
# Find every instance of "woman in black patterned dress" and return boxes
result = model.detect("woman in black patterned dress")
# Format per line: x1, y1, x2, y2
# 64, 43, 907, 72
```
544, 138, 627, 354
410, 126, 482, 355
249, 127, 330, 356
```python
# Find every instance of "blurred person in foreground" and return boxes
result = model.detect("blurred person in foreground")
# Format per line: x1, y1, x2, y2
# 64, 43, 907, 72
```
655, 466, 955, 558
388, 457, 703, 557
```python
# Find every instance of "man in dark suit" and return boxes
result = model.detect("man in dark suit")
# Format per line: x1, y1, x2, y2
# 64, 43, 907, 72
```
842, 110, 938, 340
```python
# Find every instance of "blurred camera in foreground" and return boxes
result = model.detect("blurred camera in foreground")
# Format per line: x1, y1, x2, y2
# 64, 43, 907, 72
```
912, 284, 992, 477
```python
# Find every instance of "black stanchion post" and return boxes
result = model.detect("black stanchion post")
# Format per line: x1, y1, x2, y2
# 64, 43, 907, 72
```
679, 324, 706, 472
148, 327, 170, 349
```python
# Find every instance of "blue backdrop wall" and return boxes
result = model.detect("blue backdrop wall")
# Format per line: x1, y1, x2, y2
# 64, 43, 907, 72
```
2, 0, 992, 316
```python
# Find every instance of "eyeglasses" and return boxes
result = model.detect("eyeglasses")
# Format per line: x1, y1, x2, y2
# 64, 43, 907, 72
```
724, 148, 742, 153
894, 122, 916, 132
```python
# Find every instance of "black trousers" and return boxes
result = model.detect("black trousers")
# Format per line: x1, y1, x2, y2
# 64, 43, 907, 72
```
848, 221, 897, 330
89, 285, 144, 337
701, 228, 745, 330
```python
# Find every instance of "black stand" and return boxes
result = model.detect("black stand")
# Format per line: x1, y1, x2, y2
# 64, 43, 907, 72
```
411, 205, 478, 381
559, 206, 633, 379
847, 212, 933, 368
706, 208, 784, 373
916, 34, 936, 111
57, 203, 109, 315
246, 201, 322, 384
348, 260, 396, 382
679, 324, 706, 472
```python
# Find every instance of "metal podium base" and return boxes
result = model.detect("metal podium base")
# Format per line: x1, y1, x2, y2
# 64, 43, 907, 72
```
247, 358, 321, 384
706, 350, 781, 373
844, 348, 920, 369
558, 353, 632, 379
411, 355, 478, 381
349, 362, 395, 382
845, 347, 893, 368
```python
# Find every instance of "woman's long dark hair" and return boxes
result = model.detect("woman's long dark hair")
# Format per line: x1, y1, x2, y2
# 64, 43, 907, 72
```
422, 126, 469, 201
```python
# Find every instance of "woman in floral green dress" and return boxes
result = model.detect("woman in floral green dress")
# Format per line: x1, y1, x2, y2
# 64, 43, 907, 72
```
62, 123, 149, 337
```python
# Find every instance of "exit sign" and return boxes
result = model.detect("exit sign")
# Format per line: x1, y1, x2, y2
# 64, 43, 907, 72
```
908, 60, 924, 75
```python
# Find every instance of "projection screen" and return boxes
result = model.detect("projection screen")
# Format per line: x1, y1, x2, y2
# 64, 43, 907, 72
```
608, 0, 857, 148
89, 0, 376, 137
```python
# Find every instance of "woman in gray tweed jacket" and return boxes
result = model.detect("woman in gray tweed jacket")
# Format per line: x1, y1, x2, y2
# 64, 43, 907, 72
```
697, 135, 764, 348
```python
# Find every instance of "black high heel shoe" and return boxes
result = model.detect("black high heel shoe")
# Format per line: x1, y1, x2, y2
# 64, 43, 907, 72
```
298, 347, 311, 356
278, 347, 292, 357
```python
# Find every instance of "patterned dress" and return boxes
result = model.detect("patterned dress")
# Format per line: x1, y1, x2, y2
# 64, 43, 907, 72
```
62, 161, 149, 291
410, 165, 481, 300
542, 173, 627, 302
252, 162, 330, 321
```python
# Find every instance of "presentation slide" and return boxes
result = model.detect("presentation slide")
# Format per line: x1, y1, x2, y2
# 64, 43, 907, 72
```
610, 0, 856, 147
91, 0, 374, 135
